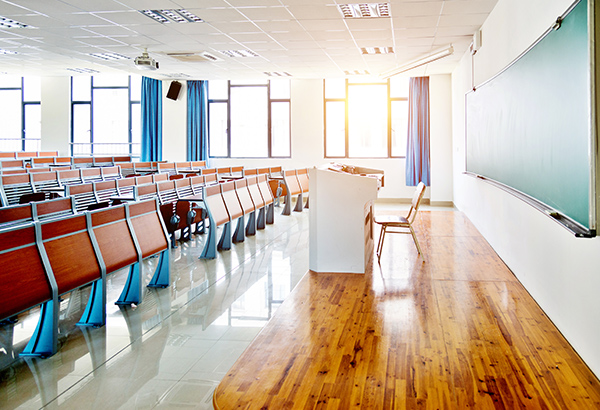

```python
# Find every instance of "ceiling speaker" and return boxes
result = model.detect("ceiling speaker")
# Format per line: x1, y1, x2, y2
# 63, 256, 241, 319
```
166, 81, 182, 100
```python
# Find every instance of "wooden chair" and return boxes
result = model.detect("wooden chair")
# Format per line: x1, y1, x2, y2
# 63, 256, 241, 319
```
92, 156, 113, 167
375, 182, 426, 262
94, 180, 119, 204
33, 196, 76, 220
80, 167, 103, 183
199, 184, 231, 259
65, 183, 96, 212
296, 168, 310, 209
257, 175, 276, 224
157, 180, 182, 246
100, 165, 122, 180
220, 181, 245, 243
235, 178, 257, 236
246, 176, 267, 230
281, 169, 303, 215
0, 174, 34, 206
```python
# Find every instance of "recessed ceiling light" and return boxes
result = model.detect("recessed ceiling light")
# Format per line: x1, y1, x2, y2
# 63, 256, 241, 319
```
344, 70, 371, 75
89, 52, 131, 61
264, 72, 292, 77
360, 47, 394, 55
0, 49, 18, 55
67, 67, 100, 74
219, 50, 259, 58
140, 9, 203, 24
338, 3, 390, 18
0, 16, 30, 29
163, 73, 192, 78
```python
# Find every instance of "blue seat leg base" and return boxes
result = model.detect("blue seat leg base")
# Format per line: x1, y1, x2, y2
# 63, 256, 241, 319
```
78, 279, 106, 327
257, 208, 266, 230
148, 250, 170, 288
115, 263, 142, 305
282, 193, 292, 215
199, 215, 217, 259
218, 222, 231, 250
20, 300, 58, 358
246, 211, 256, 236
233, 216, 245, 243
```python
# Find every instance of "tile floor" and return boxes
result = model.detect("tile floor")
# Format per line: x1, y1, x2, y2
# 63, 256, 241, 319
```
0, 200, 445, 409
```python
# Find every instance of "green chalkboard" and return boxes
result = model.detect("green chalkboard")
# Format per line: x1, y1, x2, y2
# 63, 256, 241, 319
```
466, 0, 593, 233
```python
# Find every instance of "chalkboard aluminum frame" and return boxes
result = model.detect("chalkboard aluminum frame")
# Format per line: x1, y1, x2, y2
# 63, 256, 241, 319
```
464, 0, 598, 238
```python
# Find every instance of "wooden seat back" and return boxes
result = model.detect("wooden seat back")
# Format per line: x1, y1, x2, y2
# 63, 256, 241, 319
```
116, 177, 136, 195
31, 171, 60, 191
119, 162, 136, 176
34, 197, 76, 220
258, 174, 275, 205
201, 167, 217, 176
175, 162, 192, 172
246, 176, 266, 209
54, 157, 72, 166
152, 173, 169, 183
189, 175, 205, 194
72, 157, 94, 168
0, 224, 52, 321
283, 170, 302, 196
134, 162, 154, 173
157, 162, 176, 174
127, 199, 170, 259
231, 166, 244, 177
112, 155, 132, 163
94, 180, 119, 203
234, 179, 255, 214
89, 205, 138, 273
0, 202, 33, 228
204, 173, 218, 185
28, 167, 55, 173
135, 183, 159, 201
0, 159, 26, 170
157, 180, 179, 204
175, 177, 194, 198
92, 156, 113, 167
80, 167, 103, 183
221, 181, 244, 220
135, 175, 153, 186
269, 166, 283, 178
66, 182, 96, 212
38, 151, 59, 157
0, 173, 33, 206
203, 184, 230, 227
31, 157, 55, 168
16, 151, 38, 158
244, 168, 258, 176
296, 168, 309, 194
191, 160, 206, 169
100, 165, 122, 180
257, 168, 270, 175
40, 214, 101, 295
57, 169, 82, 186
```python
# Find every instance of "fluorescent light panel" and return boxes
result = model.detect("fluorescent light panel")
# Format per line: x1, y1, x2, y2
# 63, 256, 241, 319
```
0, 16, 29, 29
361, 47, 393, 55
140, 9, 203, 24
380, 45, 454, 78
264, 72, 292, 77
0, 49, 18, 55
219, 50, 259, 58
338, 3, 390, 18
67, 68, 100, 74
344, 70, 370, 76
89, 52, 131, 61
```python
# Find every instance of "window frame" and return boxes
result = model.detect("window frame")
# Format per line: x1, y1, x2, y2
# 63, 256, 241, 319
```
323, 78, 408, 159
0, 77, 41, 151
208, 80, 291, 159
70, 75, 141, 157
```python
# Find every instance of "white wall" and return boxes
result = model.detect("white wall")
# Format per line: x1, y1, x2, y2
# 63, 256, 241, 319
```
41, 77, 70, 155
162, 80, 187, 162
452, 0, 600, 377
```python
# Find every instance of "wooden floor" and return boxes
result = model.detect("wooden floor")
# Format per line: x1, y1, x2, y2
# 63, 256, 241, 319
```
213, 211, 600, 409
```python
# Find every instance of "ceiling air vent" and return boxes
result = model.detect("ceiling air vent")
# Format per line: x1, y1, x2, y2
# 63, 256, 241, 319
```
167, 52, 221, 62
219, 50, 259, 58
338, 3, 390, 18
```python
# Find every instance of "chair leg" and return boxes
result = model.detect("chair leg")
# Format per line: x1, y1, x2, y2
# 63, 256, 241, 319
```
409, 224, 422, 255
376, 225, 386, 262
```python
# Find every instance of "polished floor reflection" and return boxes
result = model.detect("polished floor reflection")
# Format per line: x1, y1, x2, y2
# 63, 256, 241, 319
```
0, 205, 309, 409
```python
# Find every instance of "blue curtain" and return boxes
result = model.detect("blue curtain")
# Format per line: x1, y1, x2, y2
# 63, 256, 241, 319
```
141, 76, 162, 161
187, 80, 209, 161
405, 76, 430, 186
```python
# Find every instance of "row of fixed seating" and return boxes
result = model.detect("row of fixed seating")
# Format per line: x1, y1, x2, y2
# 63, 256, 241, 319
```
0, 198, 171, 358
119, 160, 207, 177
280, 168, 310, 215
0, 196, 76, 229
0, 166, 122, 207
0, 151, 59, 159
201, 174, 275, 259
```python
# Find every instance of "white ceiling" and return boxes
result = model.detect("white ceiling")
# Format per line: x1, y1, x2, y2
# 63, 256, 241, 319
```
0, 0, 497, 80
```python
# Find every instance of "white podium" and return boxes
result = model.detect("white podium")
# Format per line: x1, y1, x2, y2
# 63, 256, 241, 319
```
308, 167, 380, 274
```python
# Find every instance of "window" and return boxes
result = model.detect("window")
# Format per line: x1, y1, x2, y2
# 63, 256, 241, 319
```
324, 77, 409, 158
71, 74, 141, 157
0, 76, 41, 151
208, 80, 291, 158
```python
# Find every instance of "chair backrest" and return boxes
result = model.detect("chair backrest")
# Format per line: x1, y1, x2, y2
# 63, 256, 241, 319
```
269, 166, 283, 178
283, 169, 302, 196
80, 167, 103, 183
92, 156, 113, 167
100, 165, 122, 180
257, 168, 270, 175
0, 202, 33, 228
0, 173, 33, 206
175, 161, 192, 172
16, 151, 38, 158
235, 179, 255, 214
191, 160, 206, 169
221, 181, 244, 220
296, 168, 309, 194
40, 214, 101, 295
189, 175, 205, 195
112, 156, 132, 163
246, 176, 265, 209
407, 182, 426, 224
0, 159, 26, 169
54, 157, 72, 166
31, 171, 60, 191
201, 167, 217, 176
32, 157, 55, 167
57, 169, 82, 186
119, 162, 136, 176
0, 223, 52, 321
153, 173, 169, 183
72, 157, 94, 168
116, 177, 136, 195
204, 173, 218, 185
127, 199, 169, 259
175, 177, 194, 198
38, 151, 59, 157
94, 180, 119, 202
135, 183, 159, 201
157, 162, 176, 174
89, 204, 138, 273
203, 184, 230, 227
157, 180, 178, 204
257, 174, 274, 205
135, 175, 153, 186
66, 182, 96, 212
33, 196, 76, 220
244, 168, 258, 176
